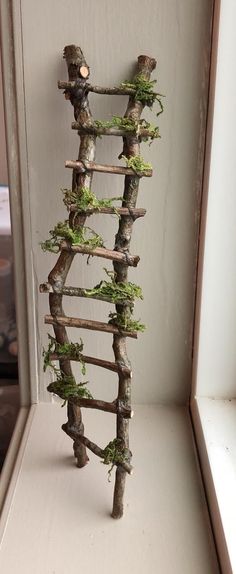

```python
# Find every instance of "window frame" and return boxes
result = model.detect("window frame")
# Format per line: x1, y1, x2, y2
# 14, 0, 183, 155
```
1, 1, 233, 571
191, 1, 236, 572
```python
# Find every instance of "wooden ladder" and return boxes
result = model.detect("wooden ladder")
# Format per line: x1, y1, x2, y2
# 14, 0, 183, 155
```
40, 44, 158, 518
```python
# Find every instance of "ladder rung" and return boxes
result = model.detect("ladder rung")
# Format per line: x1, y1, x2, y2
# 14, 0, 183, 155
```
65, 397, 132, 418
69, 205, 146, 219
71, 123, 156, 140
49, 352, 131, 376
45, 314, 138, 338
40, 282, 132, 306
58, 80, 136, 97
60, 242, 140, 266
65, 159, 152, 177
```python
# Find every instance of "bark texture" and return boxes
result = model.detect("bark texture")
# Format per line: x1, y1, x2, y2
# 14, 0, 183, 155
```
45, 314, 138, 339
47, 45, 96, 467
69, 206, 146, 219
65, 159, 152, 177
111, 54, 156, 519
60, 242, 140, 266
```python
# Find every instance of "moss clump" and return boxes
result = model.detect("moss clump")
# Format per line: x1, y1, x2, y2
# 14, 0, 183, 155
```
122, 154, 152, 175
62, 186, 122, 215
95, 116, 137, 132
43, 334, 86, 375
108, 311, 146, 333
138, 119, 160, 141
120, 73, 164, 117
47, 373, 92, 406
40, 221, 104, 253
84, 268, 143, 304
94, 116, 159, 142
102, 438, 130, 481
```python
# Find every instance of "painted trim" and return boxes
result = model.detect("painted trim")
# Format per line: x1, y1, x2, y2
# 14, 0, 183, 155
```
191, 398, 232, 574
0, 405, 34, 538
191, 0, 221, 401
0, 0, 38, 405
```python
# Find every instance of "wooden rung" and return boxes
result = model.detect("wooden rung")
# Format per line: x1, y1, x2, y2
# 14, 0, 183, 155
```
69, 205, 147, 219
49, 352, 131, 376
71, 123, 156, 141
40, 282, 132, 306
62, 423, 133, 474
58, 80, 136, 97
65, 397, 132, 418
65, 159, 152, 177
44, 314, 138, 338
60, 242, 140, 266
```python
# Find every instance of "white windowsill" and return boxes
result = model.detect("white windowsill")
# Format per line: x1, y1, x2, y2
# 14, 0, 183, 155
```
193, 397, 236, 574
0, 403, 219, 574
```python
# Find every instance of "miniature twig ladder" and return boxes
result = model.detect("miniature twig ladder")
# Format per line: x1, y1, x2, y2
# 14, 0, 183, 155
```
40, 45, 159, 518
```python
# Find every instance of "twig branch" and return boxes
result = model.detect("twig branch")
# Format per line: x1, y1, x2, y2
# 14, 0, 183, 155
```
46, 45, 98, 467
69, 206, 146, 219
65, 159, 152, 177
40, 282, 133, 306
111, 54, 156, 519
71, 122, 157, 140
68, 397, 133, 418
49, 352, 131, 376
62, 423, 133, 474
44, 314, 138, 338
58, 80, 136, 97
60, 242, 140, 266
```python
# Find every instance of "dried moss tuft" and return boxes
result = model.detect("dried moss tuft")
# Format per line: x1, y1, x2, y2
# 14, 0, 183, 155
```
102, 438, 130, 481
40, 221, 104, 253
84, 268, 143, 305
48, 373, 92, 406
43, 334, 86, 375
120, 73, 164, 116
62, 186, 122, 215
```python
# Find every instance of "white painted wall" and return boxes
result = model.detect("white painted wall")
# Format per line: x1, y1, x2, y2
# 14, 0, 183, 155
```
195, 1, 236, 399
19, 0, 213, 404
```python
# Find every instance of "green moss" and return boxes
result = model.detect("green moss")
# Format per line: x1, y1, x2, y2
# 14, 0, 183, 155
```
102, 438, 130, 481
62, 186, 122, 215
139, 119, 160, 141
120, 73, 164, 117
43, 334, 86, 375
108, 311, 146, 333
94, 116, 159, 142
122, 154, 152, 174
47, 373, 92, 406
84, 268, 143, 304
95, 116, 137, 132
40, 221, 104, 253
